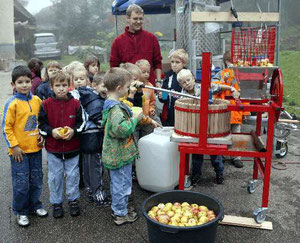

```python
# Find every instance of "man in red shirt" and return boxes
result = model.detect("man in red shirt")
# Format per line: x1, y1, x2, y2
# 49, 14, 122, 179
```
110, 4, 162, 86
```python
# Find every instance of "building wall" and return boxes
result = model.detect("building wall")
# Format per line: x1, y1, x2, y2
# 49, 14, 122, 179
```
0, 0, 15, 60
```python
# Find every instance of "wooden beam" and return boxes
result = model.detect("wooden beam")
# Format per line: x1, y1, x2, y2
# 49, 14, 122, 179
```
220, 215, 273, 230
191, 12, 279, 22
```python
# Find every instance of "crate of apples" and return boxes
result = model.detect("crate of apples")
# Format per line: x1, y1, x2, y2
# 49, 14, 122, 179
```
147, 202, 216, 227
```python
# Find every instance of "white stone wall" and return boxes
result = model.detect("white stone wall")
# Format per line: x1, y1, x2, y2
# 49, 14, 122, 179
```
0, 0, 15, 60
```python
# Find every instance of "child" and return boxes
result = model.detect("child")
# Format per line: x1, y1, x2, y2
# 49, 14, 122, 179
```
135, 59, 162, 137
27, 58, 43, 95
73, 69, 110, 206
84, 55, 100, 84
36, 61, 61, 100
159, 49, 188, 126
101, 67, 145, 226
38, 71, 84, 218
212, 50, 249, 168
2, 66, 48, 227
177, 69, 236, 184
92, 72, 107, 99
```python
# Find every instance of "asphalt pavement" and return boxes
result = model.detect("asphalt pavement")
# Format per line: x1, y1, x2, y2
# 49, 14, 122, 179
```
0, 71, 299, 243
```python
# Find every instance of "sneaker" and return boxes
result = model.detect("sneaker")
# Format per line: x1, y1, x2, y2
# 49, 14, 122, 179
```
132, 170, 137, 181
112, 213, 138, 226
85, 188, 94, 203
17, 215, 30, 227
231, 159, 244, 168
94, 191, 111, 207
34, 208, 48, 217
216, 173, 224, 184
68, 200, 80, 217
128, 207, 138, 219
53, 204, 64, 218
191, 174, 201, 186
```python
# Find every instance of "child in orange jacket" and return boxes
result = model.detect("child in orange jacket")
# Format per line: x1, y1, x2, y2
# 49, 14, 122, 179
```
212, 51, 250, 168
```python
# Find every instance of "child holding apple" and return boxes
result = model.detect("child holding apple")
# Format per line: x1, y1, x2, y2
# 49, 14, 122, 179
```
38, 70, 85, 218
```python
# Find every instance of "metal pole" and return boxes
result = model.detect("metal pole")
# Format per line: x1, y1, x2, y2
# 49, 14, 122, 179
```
276, 0, 281, 66
144, 85, 201, 100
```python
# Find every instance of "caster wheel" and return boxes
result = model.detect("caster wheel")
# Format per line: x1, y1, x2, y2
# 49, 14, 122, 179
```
275, 141, 288, 158
253, 207, 268, 224
254, 211, 266, 224
247, 184, 255, 194
247, 180, 258, 194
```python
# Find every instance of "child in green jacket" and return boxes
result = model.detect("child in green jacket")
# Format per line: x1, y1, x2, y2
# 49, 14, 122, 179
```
101, 68, 144, 226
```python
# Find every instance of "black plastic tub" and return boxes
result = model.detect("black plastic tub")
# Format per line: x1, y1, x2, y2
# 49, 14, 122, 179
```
142, 190, 224, 243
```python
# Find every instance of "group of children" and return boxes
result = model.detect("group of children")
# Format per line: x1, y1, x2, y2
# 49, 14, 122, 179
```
2, 55, 161, 227
3, 48, 247, 228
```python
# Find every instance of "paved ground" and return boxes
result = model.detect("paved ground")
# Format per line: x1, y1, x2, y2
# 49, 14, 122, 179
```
0, 71, 299, 243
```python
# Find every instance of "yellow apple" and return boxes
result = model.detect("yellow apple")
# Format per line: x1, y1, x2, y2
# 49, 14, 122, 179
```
199, 216, 209, 224
151, 206, 159, 213
191, 204, 199, 209
167, 211, 175, 217
157, 203, 165, 210
180, 216, 188, 224
181, 202, 190, 207
148, 211, 156, 218
198, 211, 207, 218
187, 218, 197, 226
165, 203, 173, 208
199, 206, 209, 212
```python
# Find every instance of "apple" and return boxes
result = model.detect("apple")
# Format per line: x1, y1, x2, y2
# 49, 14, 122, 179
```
199, 206, 209, 212
148, 211, 156, 219
183, 211, 194, 219
191, 204, 199, 209
172, 205, 181, 211
178, 223, 185, 227
181, 202, 190, 207
206, 210, 215, 217
157, 210, 165, 216
199, 216, 209, 224
175, 208, 182, 215
157, 214, 170, 224
151, 206, 159, 213
167, 211, 175, 217
163, 206, 172, 213
171, 214, 181, 223
173, 202, 181, 207
187, 218, 197, 226
197, 211, 207, 218
165, 203, 173, 208
208, 215, 216, 221
180, 216, 188, 224
169, 221, 179, 226
197, 221, 205, 225
192, 208, 199, 215
157, 203, 165, 210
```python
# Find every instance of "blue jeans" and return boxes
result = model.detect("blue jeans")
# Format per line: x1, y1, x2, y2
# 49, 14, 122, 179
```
192, 154, 224, 176
10, 151, 43, 215
110, 163, 132, 216
47, 153, 80, 204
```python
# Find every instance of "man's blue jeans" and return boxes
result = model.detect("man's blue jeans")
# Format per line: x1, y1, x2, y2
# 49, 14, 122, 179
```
192, 154, 224, 176
10, 151, 43, 215
110, 162, 132, 216
47, 153, 80, 204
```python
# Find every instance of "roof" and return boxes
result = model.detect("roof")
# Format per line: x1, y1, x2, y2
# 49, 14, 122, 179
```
14, 0, 35, 24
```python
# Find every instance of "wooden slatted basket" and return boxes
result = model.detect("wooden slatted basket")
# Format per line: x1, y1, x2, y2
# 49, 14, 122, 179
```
174, 98, 231, 138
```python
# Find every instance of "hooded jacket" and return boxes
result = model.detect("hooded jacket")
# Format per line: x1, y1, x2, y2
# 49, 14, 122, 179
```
2, 92, 42, 155
101, 100, 139, 169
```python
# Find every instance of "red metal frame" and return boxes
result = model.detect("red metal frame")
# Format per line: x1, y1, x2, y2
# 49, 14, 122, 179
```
177, 52, 283, 211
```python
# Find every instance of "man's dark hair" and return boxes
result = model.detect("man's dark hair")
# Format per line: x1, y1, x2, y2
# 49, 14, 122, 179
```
12, 65, 32, 83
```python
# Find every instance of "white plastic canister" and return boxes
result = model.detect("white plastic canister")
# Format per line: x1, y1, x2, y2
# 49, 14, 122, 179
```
136, 127, 180, 192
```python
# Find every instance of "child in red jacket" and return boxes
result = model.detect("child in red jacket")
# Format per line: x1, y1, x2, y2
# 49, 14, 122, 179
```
38, 71, 85, 218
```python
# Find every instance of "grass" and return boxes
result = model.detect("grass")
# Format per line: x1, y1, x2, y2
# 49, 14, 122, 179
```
279, 51, 300, 116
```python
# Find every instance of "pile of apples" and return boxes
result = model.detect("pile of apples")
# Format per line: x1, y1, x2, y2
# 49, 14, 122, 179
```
233, 58, 273, 67
147, 202, 216, 227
